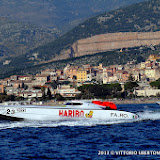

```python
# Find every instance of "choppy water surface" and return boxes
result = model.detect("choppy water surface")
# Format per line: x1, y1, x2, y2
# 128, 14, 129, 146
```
0, 103, 160, 160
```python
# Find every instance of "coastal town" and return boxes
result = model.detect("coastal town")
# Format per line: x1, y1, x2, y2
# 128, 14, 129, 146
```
0, 54, 160, 102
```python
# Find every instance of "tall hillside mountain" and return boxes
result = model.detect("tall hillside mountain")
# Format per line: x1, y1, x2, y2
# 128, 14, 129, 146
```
1, 0, 159, 78
0, 0, 147, 63
0, 0, 147, 31
0, 17, 59, 60
27, 0, 160, 62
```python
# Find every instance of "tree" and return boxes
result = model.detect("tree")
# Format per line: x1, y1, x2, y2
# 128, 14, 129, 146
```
128, 74, 134, 82
150, 78, 160, 89
77, 83, 122, 99
47, 88, 52, 99
54, 93, 65, 101
22, 82, 25, 88
124, 82, 138, 91
136, 56, 145, 63
124, 81, 139, 97
22, 83, 28, 90
49, 80, 59, 89
41, 86, 46, 100
109, 83, 122, 97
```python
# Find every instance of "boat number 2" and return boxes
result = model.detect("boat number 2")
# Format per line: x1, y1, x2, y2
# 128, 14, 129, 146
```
6, 109, 15, 114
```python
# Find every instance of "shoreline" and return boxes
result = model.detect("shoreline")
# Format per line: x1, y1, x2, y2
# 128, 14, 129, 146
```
43, 99, 160, 106
111, 99, 159, 104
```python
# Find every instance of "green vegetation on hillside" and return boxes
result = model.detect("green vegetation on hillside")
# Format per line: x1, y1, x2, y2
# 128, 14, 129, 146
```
0, 45, 156, 79
1, 0, 160, 77
150, 78, 160, 88
29, 0, 159, 61
0, 17, 59, 61
0, 0, 147, 30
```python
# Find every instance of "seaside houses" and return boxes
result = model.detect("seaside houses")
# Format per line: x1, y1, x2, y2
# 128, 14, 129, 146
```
56, 85, 81, 97
0, 85, 4, 94
17, 89, 43, 99
95, 70, 103, 83
144, 68, 160, 81
135, 82, 160, 97
56, 69, 63, 77
63, 64, 79, 79
77, 68, 87, 82
18, 75, 33, 81
1, 54, 160, 99
33, 75, 49, 86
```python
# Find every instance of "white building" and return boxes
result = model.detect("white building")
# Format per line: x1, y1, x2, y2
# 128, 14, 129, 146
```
56, 85, 81, 97
135, 88, 160, 97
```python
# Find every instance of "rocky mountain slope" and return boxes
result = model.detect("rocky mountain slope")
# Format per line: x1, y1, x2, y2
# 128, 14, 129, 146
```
0, 17, 59, 61
64, 31, 160, 59
2, 0, 159, 78
27, 0, 160, 62
0, 0, 148, 64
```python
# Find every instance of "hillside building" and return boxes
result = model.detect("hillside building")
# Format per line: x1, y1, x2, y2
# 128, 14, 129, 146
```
77, 68, 87, 82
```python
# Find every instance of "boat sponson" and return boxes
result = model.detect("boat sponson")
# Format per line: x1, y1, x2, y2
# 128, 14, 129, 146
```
0, 114, 24, 121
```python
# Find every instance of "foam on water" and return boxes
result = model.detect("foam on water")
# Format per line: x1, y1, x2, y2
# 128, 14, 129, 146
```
137, 110, 160, 120
0, 120, 126, 130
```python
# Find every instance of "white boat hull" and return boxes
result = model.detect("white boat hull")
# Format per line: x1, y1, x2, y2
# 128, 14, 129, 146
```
0, 105, 138, 121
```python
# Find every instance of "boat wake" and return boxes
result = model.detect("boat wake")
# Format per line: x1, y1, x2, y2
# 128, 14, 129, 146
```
137, 110, 160, 121
0, 119, 134, 130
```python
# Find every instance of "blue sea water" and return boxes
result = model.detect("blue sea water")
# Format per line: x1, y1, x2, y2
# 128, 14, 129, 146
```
0, 103, 160, 160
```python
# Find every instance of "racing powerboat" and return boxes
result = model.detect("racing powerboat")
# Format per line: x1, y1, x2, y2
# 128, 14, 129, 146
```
0, 100, 138, 121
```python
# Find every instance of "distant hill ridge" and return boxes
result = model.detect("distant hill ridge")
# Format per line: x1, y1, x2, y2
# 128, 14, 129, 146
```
0, 0, 147, 62
39, 31, 160, 63
0, 17, 59, 60
2, 0, 160, 78
27, 0, 160, 62
0, 0, 147, 30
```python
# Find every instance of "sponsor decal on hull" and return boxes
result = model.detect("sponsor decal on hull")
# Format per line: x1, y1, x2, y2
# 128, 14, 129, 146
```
59, 110, 94, 118
85, 111, 93, 118
5, 108, 26, 115
59, 110, 84, 118
110, 113, 129, 118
